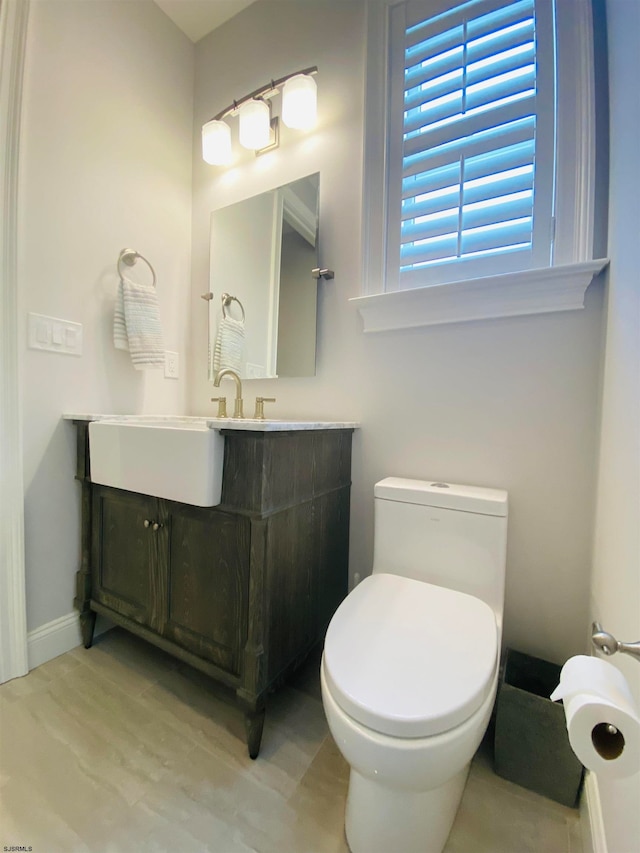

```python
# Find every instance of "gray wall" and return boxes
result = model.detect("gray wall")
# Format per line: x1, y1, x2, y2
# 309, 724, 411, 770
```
19, 0, 194, 631
589, 1, 640, 850
190, 0, 606, 664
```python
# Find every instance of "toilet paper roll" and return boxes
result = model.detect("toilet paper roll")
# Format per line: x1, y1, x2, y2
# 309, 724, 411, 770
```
551, 655, 640, 779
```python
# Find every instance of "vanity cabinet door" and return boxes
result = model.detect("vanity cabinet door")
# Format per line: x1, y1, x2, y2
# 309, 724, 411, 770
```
91, 486, 165, 631
164, 505, 250, 676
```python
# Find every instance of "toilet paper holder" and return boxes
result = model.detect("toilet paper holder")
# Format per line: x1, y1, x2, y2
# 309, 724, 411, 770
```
591, 622, 640, 663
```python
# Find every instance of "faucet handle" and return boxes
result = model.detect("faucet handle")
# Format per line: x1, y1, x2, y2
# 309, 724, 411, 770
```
254, 397, 276, 420
210, 397, 227, 418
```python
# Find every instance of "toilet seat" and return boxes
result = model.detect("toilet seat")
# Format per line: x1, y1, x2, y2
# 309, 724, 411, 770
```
323, 573, 498, 738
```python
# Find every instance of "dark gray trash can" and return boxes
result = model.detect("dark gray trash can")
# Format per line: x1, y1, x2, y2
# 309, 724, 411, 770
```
494, 648, 584, 807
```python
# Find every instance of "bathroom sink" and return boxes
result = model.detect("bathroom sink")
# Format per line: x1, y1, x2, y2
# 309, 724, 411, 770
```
88, 418, 224, 506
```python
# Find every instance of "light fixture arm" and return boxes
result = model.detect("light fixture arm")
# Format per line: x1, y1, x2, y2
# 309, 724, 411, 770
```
208, 66, 318, 123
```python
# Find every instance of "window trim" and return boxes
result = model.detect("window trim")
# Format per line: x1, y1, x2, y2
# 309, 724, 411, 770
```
355, 0, 608, 330
351, 258, 608, 332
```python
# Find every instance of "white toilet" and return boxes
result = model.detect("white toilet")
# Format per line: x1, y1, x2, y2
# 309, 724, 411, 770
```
321, 477, 508, 853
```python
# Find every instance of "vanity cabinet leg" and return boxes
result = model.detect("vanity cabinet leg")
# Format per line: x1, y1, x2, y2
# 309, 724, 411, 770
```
80, 610, 97, 649
244, 707, 266, 760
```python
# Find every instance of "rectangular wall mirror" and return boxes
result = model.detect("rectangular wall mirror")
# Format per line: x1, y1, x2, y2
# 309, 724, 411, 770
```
208, 172, 320, 380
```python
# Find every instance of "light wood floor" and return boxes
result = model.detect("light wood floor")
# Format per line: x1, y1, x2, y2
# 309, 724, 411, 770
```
1, 628, 583, 852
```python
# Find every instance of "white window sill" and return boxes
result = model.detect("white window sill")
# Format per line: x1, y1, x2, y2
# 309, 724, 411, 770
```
350, 260, 609, 333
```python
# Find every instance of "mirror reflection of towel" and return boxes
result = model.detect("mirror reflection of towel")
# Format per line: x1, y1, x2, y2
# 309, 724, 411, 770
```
212, 315, 244, 374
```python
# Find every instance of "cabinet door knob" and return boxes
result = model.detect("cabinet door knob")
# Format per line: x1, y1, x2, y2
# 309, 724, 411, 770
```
143, 519, 151, 528
152, 522, 163, 531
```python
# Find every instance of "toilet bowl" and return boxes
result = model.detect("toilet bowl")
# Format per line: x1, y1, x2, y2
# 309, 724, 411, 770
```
321, 478, 508, 853
322, 654, 498, 853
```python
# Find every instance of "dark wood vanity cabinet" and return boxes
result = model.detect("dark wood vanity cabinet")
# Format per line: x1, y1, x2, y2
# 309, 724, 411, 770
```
91, 487, 250, 675
73, 422, 353, 758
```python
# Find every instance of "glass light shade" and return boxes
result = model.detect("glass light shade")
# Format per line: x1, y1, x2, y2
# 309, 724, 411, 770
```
282, 74, 317, 131
238, 99, 271, 150
202, 119, 232, 165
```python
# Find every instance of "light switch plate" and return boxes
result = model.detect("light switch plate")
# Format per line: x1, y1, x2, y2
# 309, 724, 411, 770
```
28, 313, 82, 356
164, 350, 179, 379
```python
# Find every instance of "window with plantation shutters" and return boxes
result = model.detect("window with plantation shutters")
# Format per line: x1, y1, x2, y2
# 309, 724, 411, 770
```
355, 0, 604, 330
385, 0, 556, 290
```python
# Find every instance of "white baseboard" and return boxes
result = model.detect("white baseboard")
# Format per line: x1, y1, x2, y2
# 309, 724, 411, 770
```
28, 612, 82, 670
27, 611, 110, 670
581, 771, 607, 853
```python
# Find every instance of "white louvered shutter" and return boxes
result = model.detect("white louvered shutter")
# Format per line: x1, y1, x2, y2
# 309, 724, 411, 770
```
386, 0, 556, 291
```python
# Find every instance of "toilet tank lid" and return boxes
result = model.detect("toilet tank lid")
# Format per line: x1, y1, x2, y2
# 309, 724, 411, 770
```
374, 478, 508, 517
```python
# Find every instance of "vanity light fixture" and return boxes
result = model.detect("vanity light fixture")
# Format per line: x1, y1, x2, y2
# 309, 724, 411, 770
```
202, 120, 232, 166
201, 66, 318, 166
238, 99, 271, 151
282, 74, 317, 131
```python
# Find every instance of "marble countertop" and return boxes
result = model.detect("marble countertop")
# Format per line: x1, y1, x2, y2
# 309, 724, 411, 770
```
62, 413, 359, 432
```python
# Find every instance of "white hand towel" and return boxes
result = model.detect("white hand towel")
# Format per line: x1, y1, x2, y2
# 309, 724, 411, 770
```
113, 278, 128, 351
113, 277, 165, 369
212, 315, 245, 375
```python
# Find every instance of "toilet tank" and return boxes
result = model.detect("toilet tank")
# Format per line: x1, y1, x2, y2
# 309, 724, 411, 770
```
372, 478, 508, 624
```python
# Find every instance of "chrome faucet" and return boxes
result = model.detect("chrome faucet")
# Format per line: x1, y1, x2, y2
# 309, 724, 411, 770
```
213, 368, 244, 418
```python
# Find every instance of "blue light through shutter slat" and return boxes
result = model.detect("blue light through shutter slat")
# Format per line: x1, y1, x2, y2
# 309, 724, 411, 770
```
405, 45, 464, 92
399, 0, 539, 272
403, 113, 535, 180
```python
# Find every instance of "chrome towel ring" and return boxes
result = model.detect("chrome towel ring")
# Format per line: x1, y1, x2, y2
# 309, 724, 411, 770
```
117, 248, 157, 288
221, 292, 245, 322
